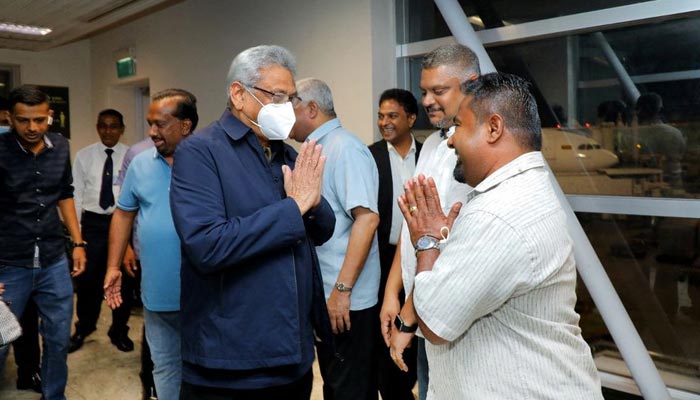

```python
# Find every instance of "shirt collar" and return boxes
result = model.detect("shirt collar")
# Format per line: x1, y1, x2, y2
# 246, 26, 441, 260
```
220, 108, 255, 141
472, 151, 545, 195
13, 131, 54, 154
308, 118, 341, 142
386, 135, 417, 156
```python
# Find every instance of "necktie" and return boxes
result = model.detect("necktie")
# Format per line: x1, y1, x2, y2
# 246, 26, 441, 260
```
99, 149, 115, 210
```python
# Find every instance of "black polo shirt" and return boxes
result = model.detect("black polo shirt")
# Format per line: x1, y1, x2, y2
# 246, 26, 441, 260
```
0, 131, 74, 267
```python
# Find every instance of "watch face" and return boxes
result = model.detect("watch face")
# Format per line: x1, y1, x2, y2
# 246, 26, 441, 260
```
417, 236, 438, 249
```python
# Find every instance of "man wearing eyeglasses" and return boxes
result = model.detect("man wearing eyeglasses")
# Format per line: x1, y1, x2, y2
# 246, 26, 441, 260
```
170, 45, 335, 399
289, 78, 381, 400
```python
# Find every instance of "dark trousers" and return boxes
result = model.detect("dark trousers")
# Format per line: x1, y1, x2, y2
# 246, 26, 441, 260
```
375, 319, 417, 400
13, 299, 40, 378
180, 369, 313, 400
316, 306, 378, 400
74, 211, 134, 335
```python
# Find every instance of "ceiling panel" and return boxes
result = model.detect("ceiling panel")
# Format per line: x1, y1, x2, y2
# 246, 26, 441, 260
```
0, 0, 182, 51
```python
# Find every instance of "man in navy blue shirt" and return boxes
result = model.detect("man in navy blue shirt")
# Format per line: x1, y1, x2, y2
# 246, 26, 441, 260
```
171, 45, 335, 399
0, 85, 86, 400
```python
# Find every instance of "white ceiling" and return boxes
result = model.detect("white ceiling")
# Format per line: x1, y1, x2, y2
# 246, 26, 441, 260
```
0, 0, 182, 51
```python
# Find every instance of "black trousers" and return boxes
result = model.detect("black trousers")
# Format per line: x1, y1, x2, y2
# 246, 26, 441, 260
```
316, 306, 378, 400
375, 319, 417, 400
13, 299, 40, 377
180, 369, 313, 400
74, 211, 134, 335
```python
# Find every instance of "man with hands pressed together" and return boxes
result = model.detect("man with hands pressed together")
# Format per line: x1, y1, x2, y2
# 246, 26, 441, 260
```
170, 45, 335, 399
392, 73, 602, 399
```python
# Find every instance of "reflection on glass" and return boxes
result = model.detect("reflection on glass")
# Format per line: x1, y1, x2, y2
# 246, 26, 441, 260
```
481, 18, 700, 199
576, 213, 700, 393
399, 0, 652, 44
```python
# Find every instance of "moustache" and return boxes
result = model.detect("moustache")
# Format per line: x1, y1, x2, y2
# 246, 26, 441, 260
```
426, 105, 444, 113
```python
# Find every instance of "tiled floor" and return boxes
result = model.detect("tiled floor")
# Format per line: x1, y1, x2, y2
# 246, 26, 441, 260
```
0, 299, 326, 399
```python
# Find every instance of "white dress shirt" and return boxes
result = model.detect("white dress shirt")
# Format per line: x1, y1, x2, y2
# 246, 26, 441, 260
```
73, 141, 128, 220
400, 127, 471, 305
387, 137, 417, 244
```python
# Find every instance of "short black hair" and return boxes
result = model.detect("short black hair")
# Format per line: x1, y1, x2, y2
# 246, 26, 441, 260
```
8, 85, 50, 112
379, 88, 419, 116
97, 109, 125, 127
636, 92, 663, 123
461, 72, 541, 151
152, 88, 199, 132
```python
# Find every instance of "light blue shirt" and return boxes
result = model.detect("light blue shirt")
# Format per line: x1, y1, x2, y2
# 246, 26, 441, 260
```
117, 149, 181, 311
309, 119, 380, 310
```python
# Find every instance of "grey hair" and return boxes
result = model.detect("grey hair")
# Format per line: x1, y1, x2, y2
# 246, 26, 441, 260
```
296, 78, 337, 118
422, 43, 481, 78
226, 45, 297, 93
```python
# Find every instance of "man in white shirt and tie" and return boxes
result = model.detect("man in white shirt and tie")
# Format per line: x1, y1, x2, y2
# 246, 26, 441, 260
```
69, 109, 134, 353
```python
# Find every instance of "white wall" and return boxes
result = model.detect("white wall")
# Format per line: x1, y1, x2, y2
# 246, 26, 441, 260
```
89, 0, 396, 146
0, 40, 93, 158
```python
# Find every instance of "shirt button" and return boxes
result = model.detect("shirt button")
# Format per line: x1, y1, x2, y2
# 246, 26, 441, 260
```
35, 171, 41, 175
36, 237, 41, 241
36, 218, 41, 222
296, 239, 302, 245
39, 203, 45, 207
35, 188, 42, 193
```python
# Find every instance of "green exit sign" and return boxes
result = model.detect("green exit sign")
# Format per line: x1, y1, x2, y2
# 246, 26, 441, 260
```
116, 57, 136, 78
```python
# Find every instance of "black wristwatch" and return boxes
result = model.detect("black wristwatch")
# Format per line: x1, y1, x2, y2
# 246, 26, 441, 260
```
71, 241, 88, 248
394, 314, 418, 333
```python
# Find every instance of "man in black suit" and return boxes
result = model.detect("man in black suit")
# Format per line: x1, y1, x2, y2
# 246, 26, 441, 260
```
368, 88, 421, 400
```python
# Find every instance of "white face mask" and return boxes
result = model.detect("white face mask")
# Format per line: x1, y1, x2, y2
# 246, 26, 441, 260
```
245, 87, 296, 140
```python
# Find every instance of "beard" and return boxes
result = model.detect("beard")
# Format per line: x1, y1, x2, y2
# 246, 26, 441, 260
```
453, 157, 466, 183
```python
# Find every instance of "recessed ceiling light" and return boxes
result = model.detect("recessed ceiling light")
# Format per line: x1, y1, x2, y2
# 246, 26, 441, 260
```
0, 23, 52, 36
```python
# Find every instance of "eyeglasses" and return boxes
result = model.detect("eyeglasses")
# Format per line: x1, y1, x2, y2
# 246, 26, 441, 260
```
249, 85, 302, 106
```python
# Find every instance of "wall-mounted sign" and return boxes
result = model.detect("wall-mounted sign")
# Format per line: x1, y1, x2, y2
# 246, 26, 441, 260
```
116, 57, 136, 78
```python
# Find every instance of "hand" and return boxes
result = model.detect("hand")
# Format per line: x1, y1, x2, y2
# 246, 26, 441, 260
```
71, 247, 87, 277
380, 294, 401, 347
389, 323, 415, 372
103, 269, 123, 310
283, 139, 326, 215
327, 289, 351, 335
0, 282, 4, 296
122, 244, 137, 278
398, 174, 462, 246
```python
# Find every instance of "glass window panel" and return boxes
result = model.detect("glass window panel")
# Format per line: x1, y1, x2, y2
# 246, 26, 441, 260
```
403, 17, 700, 198
577, 213, 700, 394
399, 0, 652, 44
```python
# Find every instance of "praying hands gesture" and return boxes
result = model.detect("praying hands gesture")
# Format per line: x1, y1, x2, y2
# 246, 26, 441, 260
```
283, 139, 326, 215
398, 174, 462, 246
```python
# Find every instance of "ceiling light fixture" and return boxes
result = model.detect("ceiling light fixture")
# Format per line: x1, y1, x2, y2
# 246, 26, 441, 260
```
0, 23, 52, 36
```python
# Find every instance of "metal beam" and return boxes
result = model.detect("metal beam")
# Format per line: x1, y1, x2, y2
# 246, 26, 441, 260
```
432, 1, 673, 397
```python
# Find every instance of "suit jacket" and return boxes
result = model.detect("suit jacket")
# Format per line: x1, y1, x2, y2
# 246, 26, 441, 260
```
368, 137, 422, 294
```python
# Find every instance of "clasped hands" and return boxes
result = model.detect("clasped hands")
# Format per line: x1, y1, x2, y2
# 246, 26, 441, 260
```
282, 139, 326, 215
397, 174, 462, 247
387, 174, 462, 372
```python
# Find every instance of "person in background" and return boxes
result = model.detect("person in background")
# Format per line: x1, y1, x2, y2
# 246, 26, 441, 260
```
69, 109, 134, 353
382, 43, 479, 400
104, 88, 198, 400
290, 77, 380, 400
115, 134, 155, 400
368, 88, 422, 400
